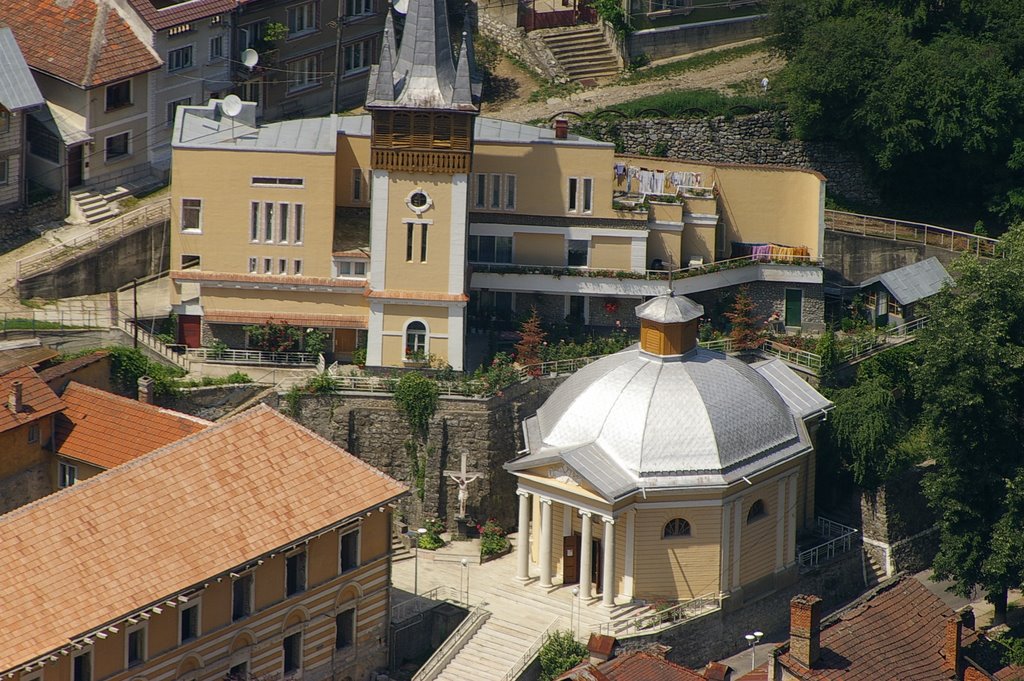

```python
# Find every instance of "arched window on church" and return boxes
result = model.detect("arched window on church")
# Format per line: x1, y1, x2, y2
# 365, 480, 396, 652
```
747, 499, 767, 524
405, 320, 427, 359
663, 518, 691, 538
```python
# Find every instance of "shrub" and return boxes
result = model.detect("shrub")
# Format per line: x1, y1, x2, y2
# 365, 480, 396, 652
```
224, 371, 253, 384
352, 347, 367, 366
394, 372, 439, 437
539, 631, 588, 681
478, 518, 510, 557
418, 517, 445, 550
306, 372, 335, 394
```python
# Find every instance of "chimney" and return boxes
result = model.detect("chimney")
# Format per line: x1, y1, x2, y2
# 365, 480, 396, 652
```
959, 605, 975, 632
944, 612, 964, 679
789, 594, 822, 668
587, 633, 615, 665
554, 119, 568, 140
137, 376, 155, 405
8, 380, 23, 413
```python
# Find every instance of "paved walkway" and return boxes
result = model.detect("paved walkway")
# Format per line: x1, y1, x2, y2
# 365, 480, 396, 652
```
392, 534, 647, 680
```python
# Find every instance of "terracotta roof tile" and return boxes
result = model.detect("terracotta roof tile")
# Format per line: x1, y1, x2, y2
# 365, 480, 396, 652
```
204, 309, 369, 329
54, 382, 210, 469
0, 405, 408, 670
0, 366, 63, 434
125, 0, 235, 30
0, 346, 58, 373
777, 578, 957, 681
36, 351, 108, 383
558, 651, 704, 681
0, 0, 161, 87
171, 269, 367, 290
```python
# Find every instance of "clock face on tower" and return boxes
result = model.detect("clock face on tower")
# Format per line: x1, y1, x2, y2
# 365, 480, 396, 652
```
405, 189, 433, 215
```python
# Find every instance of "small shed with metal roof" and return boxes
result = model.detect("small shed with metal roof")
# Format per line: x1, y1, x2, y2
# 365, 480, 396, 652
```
860, 257, 952, 325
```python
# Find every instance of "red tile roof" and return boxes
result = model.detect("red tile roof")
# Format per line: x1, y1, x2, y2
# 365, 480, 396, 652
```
204, 309, 369, 329
558, 651, 705, 681
0, 0, 161, 87
36, 350, 108, 384
125, 0, 235, 30
0, 405, 408, 670
777, 578, 958, 681
54, 382, 210, 469
0, 366, 63, 434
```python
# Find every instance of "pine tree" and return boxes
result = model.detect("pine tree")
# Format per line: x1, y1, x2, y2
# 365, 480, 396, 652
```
514, 309, 547, 376
725, 287, 763, 350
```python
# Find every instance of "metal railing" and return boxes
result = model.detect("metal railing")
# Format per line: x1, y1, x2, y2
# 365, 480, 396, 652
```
0, 309, 112, 335
390, 585, 467, 623
798, 517, 859, 572
16, 199, 171, 281
411, 603, 491, 681
500, 617, 561, 681
471, 254, 823, 283
591, 592, 723, 637
697, 337, 734, 352
840, 316, 929, 364
117, 315, 191, 372
824, 209, 999, 258
184, 347, 318, 366
761, 339, 823, 371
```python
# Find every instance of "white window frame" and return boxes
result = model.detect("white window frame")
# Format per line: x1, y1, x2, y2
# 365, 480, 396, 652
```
344, 0, 374, 18
568, 176, 579, 213
333, 258, 367, 279
287, 1, 320, 37
104, 131, 131, 163
250, 202, 260, 242
285, 548, 308, 596
566, 238, 589, 267
582, 177, 594, 214
252, 177, 305, 187
167, 44, 195, 72
474, 173, 486, 209
293, 259, 303, 275
264, 202, 275, 242
248, 256, 257, 273
505, 174, 516, 210
27, 422, 39, 443
278, 258, 288, 275
282, 628, 303, 677
180, 198, 202, 232
279, 203, 290, 243
343, 40, 372, 75
178, 598, 202, 645
294, 204, 304, 244
72, 648, 93, 681
167, 97, 192, 126
262, 257, 273, 274
286, 54, 321, 94
403, 319, 428, 360
209, 34, 224, 61
104, 80, 132, 111
489, 173, 501, 209
58, 461, 77, 488
239, 20, 267, 50
339, 526, 361, 573
125, 621, 147, 667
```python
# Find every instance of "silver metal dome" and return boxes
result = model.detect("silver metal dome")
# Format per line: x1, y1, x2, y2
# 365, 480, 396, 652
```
513, 345, 813, 496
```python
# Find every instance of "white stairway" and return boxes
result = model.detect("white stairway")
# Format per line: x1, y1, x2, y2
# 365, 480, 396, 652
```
435, 611, 560, 681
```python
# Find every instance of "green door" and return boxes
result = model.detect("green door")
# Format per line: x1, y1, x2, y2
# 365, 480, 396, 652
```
785, 289, 802, 327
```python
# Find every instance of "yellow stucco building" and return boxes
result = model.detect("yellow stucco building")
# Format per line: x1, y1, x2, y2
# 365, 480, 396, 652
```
0, 406, 407, 681
504, 294, 831, 608
168, 0, 826, 371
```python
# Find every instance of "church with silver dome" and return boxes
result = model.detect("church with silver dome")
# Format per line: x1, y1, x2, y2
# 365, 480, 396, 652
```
504, 293, 831, 607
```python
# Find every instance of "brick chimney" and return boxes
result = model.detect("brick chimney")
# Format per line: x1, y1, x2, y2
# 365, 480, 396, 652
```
554, 119, 569, 140
137, 376, 155, 405
789, 594, 822, 668
8, 380, 22, 413
944, 612, 964, 679
960, 605, 975, 632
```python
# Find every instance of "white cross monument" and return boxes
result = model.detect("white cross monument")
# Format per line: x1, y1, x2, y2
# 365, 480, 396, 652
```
444, 451, 482, 519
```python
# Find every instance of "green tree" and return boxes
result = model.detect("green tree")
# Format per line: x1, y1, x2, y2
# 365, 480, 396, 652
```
539, 630, 588, 681
514, 309, 547, 375
724, 286, 763, 350
816, 328, 841, 390
915, 224, 1024, 624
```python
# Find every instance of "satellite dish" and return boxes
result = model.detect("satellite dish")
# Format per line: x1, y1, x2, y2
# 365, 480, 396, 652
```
221, 94, 243, 117
241, 48, 259, 68
393, 0, 409, 14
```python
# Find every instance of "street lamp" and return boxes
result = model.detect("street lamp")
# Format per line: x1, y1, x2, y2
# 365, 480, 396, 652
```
744, 630, 764, 671
571, 586, 580, 638
411, 527, 427, 595
461, 558, 469, 605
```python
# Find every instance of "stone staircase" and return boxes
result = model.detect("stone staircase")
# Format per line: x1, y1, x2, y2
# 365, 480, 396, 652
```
539, 26, 620, 83
865, 551, 888, 587
70, 186, 132, 224
392, 530, 413, 563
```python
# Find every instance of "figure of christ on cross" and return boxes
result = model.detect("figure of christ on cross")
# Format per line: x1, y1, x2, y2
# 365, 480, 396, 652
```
444, 450, 483, 519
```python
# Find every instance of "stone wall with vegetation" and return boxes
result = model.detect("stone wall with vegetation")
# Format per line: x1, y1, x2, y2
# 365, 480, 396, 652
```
477, 12, 565, 80
860, 463, 938, 575
280, 376, 564, 529
571, 112, 880, 206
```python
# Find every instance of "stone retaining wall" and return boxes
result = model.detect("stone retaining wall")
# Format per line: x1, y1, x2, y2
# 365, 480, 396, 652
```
478, 12, 566, 80
572, 112, 880, 206
628, 15, 766, 60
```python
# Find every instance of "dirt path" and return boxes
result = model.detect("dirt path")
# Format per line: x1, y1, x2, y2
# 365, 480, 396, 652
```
485, 48, 781, 123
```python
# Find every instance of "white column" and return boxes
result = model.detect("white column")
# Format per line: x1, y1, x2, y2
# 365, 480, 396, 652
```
623, 509, 636, 599
579, 511, 593, 600
516, 490, 531, 582
539, 498, 553, 588
366, 301, 384, 367
601, 516, 616, 607
447, 304, 465, 371
368, 169, 389, 291
775, 478, 786, 571
448, 173, 468, 294
787, 474, 798, 566
732, 501, 742, 590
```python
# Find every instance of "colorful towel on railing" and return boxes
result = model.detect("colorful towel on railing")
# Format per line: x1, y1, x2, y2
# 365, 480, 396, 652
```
732, 242, 811, 260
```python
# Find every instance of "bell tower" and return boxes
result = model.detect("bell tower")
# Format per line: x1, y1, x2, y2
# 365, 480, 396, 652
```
363, 3, 480, 370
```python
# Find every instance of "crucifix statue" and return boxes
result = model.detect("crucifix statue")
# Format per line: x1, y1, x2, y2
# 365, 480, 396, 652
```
444, 451, 483, 519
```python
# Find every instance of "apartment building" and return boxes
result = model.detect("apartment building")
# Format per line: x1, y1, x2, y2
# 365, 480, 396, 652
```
0, 405, 407, 680
168, 0, 826, 371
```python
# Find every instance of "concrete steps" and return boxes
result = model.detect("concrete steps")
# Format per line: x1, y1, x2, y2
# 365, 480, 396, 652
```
865, 552, 887, 587
539, 26, 620, 82
70, 190, 117, 224
435, 612, 558, 681
392, 530, 413, 563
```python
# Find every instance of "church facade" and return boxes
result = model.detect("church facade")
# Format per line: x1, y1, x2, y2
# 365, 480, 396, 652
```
168, 0, 827, 371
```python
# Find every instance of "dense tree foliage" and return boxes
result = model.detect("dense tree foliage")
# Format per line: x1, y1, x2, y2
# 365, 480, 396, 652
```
770, 0, 1024, 227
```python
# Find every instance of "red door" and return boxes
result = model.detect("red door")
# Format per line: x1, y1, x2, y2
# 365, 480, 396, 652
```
178, 315, 201, 348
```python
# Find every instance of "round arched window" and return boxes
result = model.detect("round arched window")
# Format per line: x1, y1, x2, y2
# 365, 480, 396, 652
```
747, 499, 767, 524
410, 191, 428, 208
405, 321, 427, 359
663, 518, 691, 538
